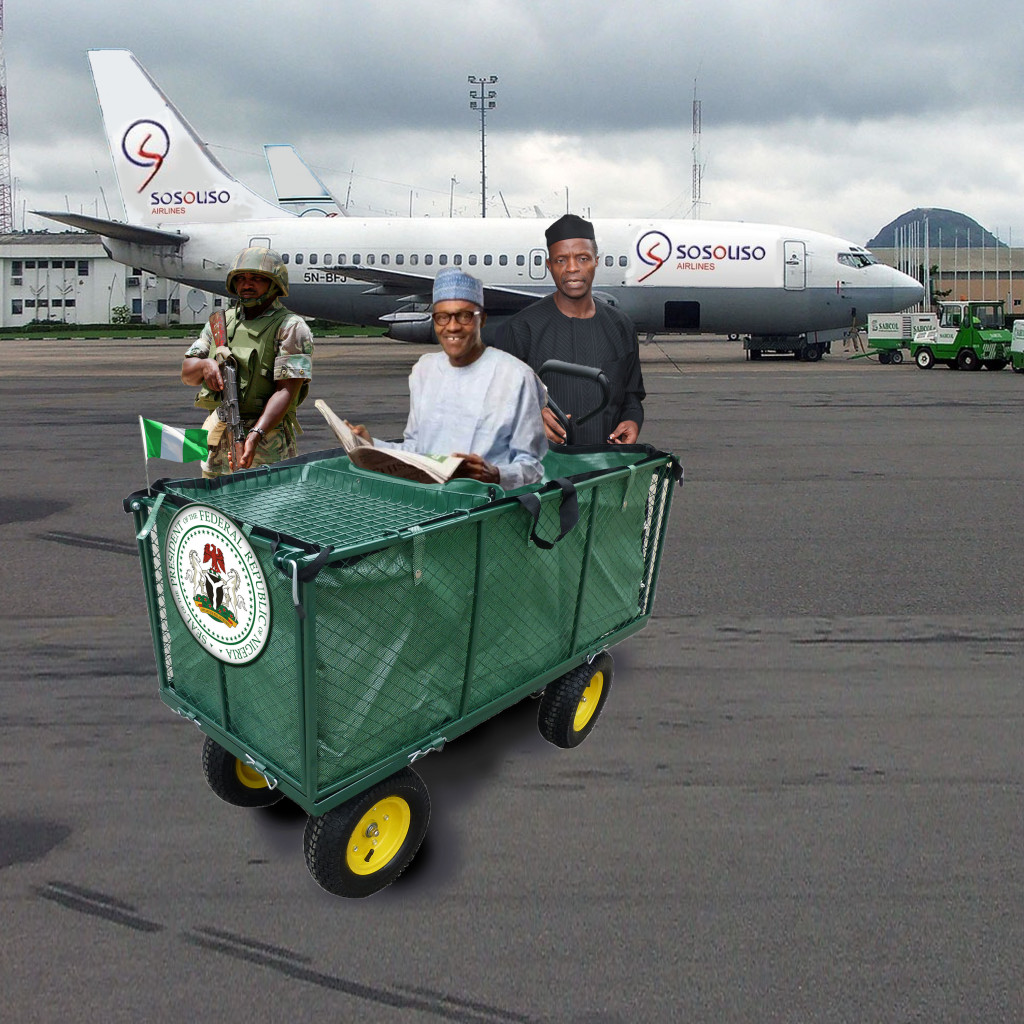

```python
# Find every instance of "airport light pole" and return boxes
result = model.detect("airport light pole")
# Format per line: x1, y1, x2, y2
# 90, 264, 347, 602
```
468, 75, 497, 218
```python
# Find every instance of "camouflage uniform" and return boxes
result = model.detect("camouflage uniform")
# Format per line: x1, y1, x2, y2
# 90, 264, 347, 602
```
185, 300, 313, 477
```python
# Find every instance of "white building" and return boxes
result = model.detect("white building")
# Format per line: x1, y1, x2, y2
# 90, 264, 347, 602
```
0, 231, 224, 328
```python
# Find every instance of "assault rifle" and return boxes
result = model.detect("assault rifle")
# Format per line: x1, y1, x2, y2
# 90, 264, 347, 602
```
208, 310, 246, 471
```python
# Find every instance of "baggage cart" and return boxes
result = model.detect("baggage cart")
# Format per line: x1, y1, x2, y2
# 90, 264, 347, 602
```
125, 439, 680, 897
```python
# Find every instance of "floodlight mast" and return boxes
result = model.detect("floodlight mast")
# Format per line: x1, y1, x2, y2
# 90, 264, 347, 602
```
468, 75, 497, 218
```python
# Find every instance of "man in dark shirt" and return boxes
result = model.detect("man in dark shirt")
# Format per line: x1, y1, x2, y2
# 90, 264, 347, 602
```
494, 214, 645, 446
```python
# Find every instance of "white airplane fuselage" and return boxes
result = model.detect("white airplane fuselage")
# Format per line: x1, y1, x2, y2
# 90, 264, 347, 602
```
44, 49, 924, 341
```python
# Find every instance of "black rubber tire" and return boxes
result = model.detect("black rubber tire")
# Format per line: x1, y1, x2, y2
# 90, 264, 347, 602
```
957, 348, 979, 371
878, 350, 891, 365
538, 652, 614, 748
201, 735, 285, 808
983, 360, 1007, 371
304, 767, 430, 898
890, 349, 904, 364
915, 348, 934, 369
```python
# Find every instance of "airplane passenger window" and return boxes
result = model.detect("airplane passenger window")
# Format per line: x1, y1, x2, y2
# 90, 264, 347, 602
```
282, 253, 290, 263
368, 254, 376, 265
310, 254, 318, 265
533, 253, 543, 266
324, 254, 333, 265
619, 256, 627, 267
425, 254, 433, 265
499, 255, 508, 266
353, 254, 361, 264
484, 255, 493, 266
516, 255, 525, 266
439, 254, 447, 265
454, 255, 462, 265
338, 255, 346, 263
381, 254, 390, 265
396, 254, 405, 265
295, 253, 304, 265
409, 254, 418, 265
468, 254, 478, 265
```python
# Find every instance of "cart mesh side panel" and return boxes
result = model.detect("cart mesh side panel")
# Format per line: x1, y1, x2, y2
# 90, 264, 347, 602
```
576, 465, 669, 640
469, 492, 589, 706
312, 527, 476, 788
147, 499, 304, 783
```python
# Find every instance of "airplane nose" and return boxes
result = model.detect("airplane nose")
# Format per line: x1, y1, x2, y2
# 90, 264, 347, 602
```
891, 271, 925, 311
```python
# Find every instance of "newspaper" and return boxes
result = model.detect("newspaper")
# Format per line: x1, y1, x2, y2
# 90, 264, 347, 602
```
315, 398, 465, 484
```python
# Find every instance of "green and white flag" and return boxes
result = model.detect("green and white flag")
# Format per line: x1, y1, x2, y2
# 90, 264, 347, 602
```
139, 417, 208, 462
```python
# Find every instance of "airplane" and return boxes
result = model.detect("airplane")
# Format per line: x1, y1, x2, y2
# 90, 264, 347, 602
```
263, 144, 345, 218
37, 49, 924, 353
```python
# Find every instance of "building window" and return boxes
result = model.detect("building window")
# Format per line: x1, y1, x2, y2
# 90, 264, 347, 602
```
11, 299, 22, 315
78, 261, 89, 276
51, 299, 62, 308
157, 299, 168, 314
25, 299, 35, 308
65, 299, 76, 308
37, 299, 48, 308
132, 299, 141, 314
214, 297, 223, 307
12, 260, 22, 275
25, 260, 35, 269
37, 261, 48, 269
171, 299, 179, 314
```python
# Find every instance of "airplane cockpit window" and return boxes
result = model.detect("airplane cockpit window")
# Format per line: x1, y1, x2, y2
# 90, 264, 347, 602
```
838, 251, 879, 269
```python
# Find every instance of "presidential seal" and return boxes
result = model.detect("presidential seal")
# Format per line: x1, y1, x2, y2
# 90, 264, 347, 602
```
164, 503, 271, 665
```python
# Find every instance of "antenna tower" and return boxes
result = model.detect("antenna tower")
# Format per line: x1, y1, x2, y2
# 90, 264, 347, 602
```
0, 0, 12, 232
691, 81, 703, 220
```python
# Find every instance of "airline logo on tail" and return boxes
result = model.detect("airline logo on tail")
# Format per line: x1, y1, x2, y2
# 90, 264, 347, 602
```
122, 119, 170, 191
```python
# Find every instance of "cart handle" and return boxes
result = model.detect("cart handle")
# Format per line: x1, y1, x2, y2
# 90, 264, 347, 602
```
538, 359, 612, 446
515, 477, 579, 549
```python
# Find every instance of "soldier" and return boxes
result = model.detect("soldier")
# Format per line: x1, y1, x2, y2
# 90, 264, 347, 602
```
181, 247, 313, 476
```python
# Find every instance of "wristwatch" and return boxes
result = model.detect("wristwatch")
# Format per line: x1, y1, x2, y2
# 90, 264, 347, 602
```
247, 426, 267, 442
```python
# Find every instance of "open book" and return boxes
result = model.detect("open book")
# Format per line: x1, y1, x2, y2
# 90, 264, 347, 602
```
315, 399, 465, 485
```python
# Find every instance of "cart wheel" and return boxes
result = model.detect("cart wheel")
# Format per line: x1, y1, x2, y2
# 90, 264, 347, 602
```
303, 767, 430, 899
201, 735, 284, 808
890, 349, 904, 364
878, 350, 891, 365
957, 348, 979, 371
915, 347, 934, 369
538, 652, 613, 748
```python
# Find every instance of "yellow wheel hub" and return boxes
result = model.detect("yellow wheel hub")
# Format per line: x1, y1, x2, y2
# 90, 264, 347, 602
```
346, 796, 412, 876
234, 759, 269, 790
573, 670, 604, 733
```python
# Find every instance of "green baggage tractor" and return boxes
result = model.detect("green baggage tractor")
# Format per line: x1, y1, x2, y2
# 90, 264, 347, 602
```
125, 438, 680, 897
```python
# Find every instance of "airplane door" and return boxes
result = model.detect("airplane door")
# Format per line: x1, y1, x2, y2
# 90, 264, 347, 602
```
784, 241, 806, 290
528, 248, 547, 280
250, 236, 271, 247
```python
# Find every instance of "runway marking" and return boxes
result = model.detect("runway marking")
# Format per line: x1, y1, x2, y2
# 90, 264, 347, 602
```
35, 881, 164, 933
183, 926, 537, 1023
38, 530, 138, 557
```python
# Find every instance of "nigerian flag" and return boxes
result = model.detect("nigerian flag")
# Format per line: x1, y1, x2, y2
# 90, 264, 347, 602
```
139, 417, 208, 462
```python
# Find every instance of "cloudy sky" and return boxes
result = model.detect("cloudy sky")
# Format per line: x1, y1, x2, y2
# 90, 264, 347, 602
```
10, 0, 1024, 245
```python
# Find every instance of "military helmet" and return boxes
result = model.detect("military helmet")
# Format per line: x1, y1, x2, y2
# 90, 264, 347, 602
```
225, 246, 289, 298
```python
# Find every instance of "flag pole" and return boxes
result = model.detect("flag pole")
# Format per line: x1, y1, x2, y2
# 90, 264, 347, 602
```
138, 416, 152, 495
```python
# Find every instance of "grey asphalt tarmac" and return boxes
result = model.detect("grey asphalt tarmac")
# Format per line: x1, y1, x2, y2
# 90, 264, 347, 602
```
2, 336, 1022, 1023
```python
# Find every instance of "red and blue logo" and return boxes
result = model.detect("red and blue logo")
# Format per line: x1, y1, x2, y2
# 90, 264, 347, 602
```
636, 229, 768, 281
122, 119, 170, 193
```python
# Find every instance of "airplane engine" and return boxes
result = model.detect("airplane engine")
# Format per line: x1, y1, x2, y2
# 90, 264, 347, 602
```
381, 311, 436, 344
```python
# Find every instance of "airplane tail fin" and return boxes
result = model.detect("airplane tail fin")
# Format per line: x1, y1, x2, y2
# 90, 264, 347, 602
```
89, 49, 291, 226
264, 144, 345, 217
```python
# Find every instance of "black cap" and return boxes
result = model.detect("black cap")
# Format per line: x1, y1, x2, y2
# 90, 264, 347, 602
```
545, 213, 596, 247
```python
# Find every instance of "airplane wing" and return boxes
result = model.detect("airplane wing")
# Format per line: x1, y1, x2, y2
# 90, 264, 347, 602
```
33, 211, 188, 247
329, 264, 541, 310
